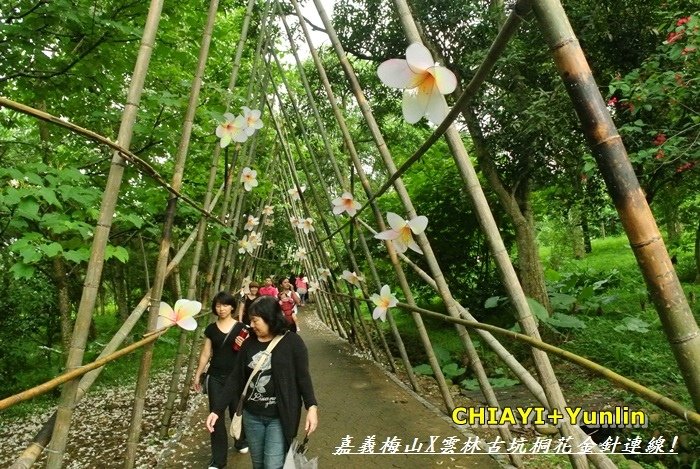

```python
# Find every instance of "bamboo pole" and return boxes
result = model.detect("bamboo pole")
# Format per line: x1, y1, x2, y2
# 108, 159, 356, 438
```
46, 0, 166, 465
531, 0, 700, 411
123, 0, 220, 464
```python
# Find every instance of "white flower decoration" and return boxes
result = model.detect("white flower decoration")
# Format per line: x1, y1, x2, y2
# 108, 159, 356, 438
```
377, 43, 457, 125
216, 113, 249, 147
241, 106, 264, 136
240, 167, 258, 191
262, 205, 274, 216
370, 285, 399, 321
294, 248, 308, 262
157, 299, 202, 331
342, 270, 364, 287
264, 218, 274, 226
266, 239, 275, 248
238, 235, 254, 254
244, 215, 259, 231
308, 280, 320, 294
374, 212, 428, 254
332, 192, 361, 217
288, 185, 306, 201
317, 267, 331, 281
301, 218, 315, 234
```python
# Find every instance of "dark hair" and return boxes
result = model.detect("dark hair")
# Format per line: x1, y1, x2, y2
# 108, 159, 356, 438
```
249, 281, 260, 288
211, 291, 236, 315
248, 295, 288, 335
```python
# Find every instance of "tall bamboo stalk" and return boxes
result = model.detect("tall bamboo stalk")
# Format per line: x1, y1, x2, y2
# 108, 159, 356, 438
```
531, 0, 700, 411
45, 1, 166, 466
123, 0, 220, 465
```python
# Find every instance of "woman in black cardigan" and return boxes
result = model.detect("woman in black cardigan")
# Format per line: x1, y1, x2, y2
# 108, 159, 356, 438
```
206, 295, 318, 469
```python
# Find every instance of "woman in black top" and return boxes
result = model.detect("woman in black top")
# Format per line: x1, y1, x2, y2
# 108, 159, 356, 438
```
206, 296, 318, 469
237, 280, 260, 325
194, 291, 249, 469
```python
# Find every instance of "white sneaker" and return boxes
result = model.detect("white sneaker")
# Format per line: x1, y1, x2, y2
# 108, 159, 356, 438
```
239, 446, 249, 454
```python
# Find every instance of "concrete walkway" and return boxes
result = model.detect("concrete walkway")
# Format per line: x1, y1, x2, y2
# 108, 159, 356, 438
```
158, 308, 503, 468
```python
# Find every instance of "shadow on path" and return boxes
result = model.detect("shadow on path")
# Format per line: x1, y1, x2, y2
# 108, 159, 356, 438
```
158, 307, 503, 468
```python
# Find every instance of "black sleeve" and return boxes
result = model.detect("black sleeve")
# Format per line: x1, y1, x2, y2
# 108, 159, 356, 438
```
292, 334, 317, 409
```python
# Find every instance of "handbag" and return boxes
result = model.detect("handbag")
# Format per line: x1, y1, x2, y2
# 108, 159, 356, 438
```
200, 324, 236, 395
230, 333, 285, 438
283, 433, 317, 469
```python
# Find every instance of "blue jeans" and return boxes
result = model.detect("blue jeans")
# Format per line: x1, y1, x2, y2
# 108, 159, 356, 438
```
243, 409, 286, 469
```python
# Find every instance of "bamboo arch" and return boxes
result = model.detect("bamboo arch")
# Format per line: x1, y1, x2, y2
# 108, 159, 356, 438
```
0, 0, 698, 467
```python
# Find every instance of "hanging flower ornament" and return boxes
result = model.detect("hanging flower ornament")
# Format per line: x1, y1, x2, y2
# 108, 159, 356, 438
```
266, 239, 276, 248
377, 43, 457, 125
244, 215, 259, 231
288, 185, 306, 201
332, 192, 361, 217
342, 270, 364, 287
216, 113, 249, 147
308, 280, 320, 294
248, 231, 262, 248
240, 167, 258, 191
301, 218, 315, 234
238, 235, 254, 254
157, 299, 202, 331
317, 267, 331, 282
264, 218, 274, 227
294, 248, 308, 262
239, 277, 252, 296
241, 106, 264, 136
262, 205, 274, 216
375, 212, 428, 254
371, 285, 398, 322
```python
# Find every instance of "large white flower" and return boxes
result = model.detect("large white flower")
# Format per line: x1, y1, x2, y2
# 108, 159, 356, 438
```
156, 299, 202, 331
216, 113, 249, 147
317, 267, 331, 282
244, 215, 259, 231
248, 231, 262, 248
374, 212, 428, 254
370, 285, 398, 322
241, 106, 264, 136
377, 43, 457, 125
342, 270, 363, 287
332, 192, 361, 217
288, 185, 306, 201
240, 167, 258, 191
262, 205, 274, 216
301, 218, 315, 234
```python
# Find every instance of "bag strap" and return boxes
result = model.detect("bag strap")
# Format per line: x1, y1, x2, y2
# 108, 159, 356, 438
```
235, 333, 286, 412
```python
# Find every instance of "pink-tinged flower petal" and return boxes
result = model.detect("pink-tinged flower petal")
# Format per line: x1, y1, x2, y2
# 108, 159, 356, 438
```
392, 238, 409, 254
176, 316, 198, 331
408, 215, 428, 234
378, 59, 424, 89
373, 306, 387, 321
405, 43, 434, 73
158, 301, 175, 322
402, 88, 429, 124
386, 212, 407, 232
407, 239, 423, 254
425, 91, 449, 126
429, 66, 457, 95
346, 201, 360, 217
380, 284, 392, 297
375, 229, 399, 240
156, 315, 170, 329
332, 204, 345, 215
174, 299, 202, 318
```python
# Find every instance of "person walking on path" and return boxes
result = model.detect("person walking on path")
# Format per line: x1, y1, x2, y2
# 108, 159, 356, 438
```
237, 281, 260, 325
194, 291, 250, 468
206, 296, 319, 469
258, 276, 279, 297
294, 274, 308, 306
278, 277, 301, 333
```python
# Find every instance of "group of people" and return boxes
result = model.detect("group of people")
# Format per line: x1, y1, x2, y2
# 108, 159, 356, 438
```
193, 274, 317, 469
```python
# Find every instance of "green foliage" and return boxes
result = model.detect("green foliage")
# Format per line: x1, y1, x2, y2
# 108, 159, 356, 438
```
412, 345, 466, 383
